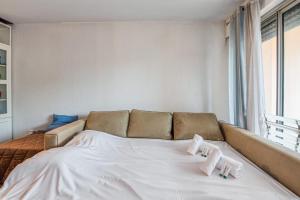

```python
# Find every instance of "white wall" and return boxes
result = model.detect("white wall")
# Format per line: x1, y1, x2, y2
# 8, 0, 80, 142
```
12, 21, 228, 138
261, 0, 285, 16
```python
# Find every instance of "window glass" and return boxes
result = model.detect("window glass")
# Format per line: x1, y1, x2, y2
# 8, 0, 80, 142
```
283, 3, 300, 119
262, 18, 277, 115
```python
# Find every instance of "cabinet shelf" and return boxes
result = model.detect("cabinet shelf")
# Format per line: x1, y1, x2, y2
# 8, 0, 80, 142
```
0, 99, 7, 101
0, 64, 6, 67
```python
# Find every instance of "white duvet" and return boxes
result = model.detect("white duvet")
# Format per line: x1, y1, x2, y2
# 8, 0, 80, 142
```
0, 130, 298, 200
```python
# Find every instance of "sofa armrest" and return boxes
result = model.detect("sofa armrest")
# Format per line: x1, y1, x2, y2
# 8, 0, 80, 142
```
219, 122, 300, 197
44, 119, 85, 150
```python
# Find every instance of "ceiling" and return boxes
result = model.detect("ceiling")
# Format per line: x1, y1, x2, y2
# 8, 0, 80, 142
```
0, 0, 242, 24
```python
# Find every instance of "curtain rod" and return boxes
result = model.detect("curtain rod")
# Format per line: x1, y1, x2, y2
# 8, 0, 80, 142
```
241, 0, 257, 6
225, 0, 258, 24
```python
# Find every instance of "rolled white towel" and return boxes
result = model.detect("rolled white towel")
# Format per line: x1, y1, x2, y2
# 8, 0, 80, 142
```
187, 134, 219, 157
198, 142, 220, 157
216, 155, 243, 178
187, 134, 203, 155
199, 147, 222, 176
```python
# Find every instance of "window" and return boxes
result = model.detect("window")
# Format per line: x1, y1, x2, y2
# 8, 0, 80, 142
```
262, 0, 300, 153
262, 0, 300, 119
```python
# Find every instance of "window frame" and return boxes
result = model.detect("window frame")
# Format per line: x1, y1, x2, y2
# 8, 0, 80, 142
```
262, 0, 300, 117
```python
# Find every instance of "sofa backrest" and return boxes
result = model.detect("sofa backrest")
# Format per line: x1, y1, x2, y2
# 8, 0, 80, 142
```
84, 109, 223, 140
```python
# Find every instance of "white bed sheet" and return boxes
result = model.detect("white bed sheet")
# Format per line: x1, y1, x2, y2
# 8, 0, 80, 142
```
0, 130, 298, 200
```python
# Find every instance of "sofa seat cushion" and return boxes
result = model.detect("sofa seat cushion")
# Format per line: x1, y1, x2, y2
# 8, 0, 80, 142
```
173, 112, 224, 140
127, 109, 172, 139
85, 111, 129, 137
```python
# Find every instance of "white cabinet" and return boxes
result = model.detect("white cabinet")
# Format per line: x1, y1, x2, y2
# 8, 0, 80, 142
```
0, 119, 12, 141
0, 22, 12, 142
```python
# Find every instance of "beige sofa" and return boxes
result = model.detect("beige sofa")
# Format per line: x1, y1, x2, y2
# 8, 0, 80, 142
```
44, 109, 300, 197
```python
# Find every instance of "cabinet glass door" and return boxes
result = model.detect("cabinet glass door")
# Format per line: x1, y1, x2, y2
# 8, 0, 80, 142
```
0, 48, 8, 115
0, 84, 7, 114
0, 24, 10, 45
0, 23, 11, 142
0, 49, 7, 80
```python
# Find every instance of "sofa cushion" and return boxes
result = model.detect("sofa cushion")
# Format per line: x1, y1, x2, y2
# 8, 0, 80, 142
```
173, 112, 224, 140
85, 111, 129, 137
127, 109, 172, 139
47, 114, 79, 131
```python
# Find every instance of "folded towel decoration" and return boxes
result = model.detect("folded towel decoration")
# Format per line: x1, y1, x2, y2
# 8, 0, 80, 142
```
199, 142, 219, 157
199, 147, 222, 176
187, 134, 203, 155
219, 163, 231, 179
187, 134, 219, 157
216, 155, 243, 178
187, 134, 243, 178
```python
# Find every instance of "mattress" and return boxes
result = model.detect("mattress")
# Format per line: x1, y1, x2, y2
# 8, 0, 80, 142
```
0, 130, 298, 200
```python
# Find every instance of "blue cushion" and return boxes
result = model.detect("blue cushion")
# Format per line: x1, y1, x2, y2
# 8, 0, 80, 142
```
46, 114, 79, 131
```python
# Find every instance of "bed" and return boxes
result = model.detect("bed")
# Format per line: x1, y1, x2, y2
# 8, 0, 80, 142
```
0, 132, 44, 185
0, 130, 298, 200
